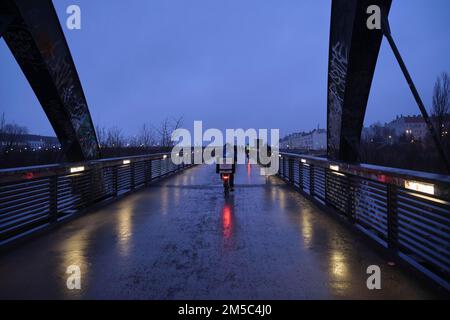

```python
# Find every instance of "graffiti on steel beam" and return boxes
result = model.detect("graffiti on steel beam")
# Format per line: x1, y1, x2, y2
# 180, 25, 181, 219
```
1, 0, 99, 161
327, 0, 391, 162
328, 41, 349, 159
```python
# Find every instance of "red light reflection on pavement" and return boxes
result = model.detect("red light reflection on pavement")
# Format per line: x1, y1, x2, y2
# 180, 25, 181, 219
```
222, 204, 233, 239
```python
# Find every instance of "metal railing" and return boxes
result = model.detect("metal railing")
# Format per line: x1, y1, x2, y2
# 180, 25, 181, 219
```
0, 152, 193, 246
278, 152, 450, 290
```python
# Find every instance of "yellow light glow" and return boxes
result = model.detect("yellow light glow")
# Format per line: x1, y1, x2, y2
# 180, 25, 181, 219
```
116, 205, 133, 257
330, 165, 339, 172
405, 191, 447, 205
123, 159, 131, 165
301, 211, 313, 248
330, 250, 348, 279
404, 180, 435, 195
70, 166, 85, 173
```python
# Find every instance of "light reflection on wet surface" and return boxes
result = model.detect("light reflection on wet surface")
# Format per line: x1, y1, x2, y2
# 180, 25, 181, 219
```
60, 227, 91, 298
301, 210, 313, 249
0, 164, 442, 299
329, 249, 349, 293
222, 203, 233, 240
116, 205, 133, 257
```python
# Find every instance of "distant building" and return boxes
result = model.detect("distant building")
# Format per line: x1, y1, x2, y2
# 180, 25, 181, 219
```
281, 129, 326, 151
362, 114, 450, 143
387, 115, 429, 140
0, 134, 60, 149
361, 126, 376, 141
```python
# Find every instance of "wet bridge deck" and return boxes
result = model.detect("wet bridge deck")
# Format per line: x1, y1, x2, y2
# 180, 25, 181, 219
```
0, 164, 439, 299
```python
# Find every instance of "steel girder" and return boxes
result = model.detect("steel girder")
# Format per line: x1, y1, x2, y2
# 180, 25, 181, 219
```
327, 0, 392, 162
0, 0, 99, 161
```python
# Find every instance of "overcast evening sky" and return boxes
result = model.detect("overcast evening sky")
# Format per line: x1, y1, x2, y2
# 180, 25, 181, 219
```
1, 0, 449, 138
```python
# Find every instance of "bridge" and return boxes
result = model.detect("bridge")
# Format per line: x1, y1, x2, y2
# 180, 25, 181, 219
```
0, 152, 448, 298
0, 0, 449, 299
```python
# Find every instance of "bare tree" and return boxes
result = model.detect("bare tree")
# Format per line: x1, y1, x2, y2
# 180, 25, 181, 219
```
2, 124, 28, 152
106, 126, 125, 148
431, 72, 450, 139
95, 125, 108, 148
157, 116, 183, 147
135, 124, 156, 147
0, 113, 5, 132
0, 113, 6, 146
157, 118, 171, 147
0, 113, 28, 154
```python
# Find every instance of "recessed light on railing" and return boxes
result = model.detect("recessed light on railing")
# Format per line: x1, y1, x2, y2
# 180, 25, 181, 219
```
123, 160, 130, 165
330, 165, 339, 172
404, 180, 435, 195
301, 159, 307, 164
70, 166, 85, 173
163, 155, 168, 159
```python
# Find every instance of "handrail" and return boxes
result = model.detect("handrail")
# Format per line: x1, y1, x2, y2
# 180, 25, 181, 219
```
280, 152, 450, 199
278, 152, 450, 290
0, 152, 173, 184
0, 152, 193, 246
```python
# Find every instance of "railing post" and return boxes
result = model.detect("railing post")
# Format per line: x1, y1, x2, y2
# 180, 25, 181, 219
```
324, 169, 329, 206
288, 158, 294, 185
130, 162, 135, 190
324, 167, 328, 205
346, 175, 355, 223
149, 160, 153, 182
279, 157, 283, 177
88, 169, 95, 205
387, 184, 399, 252
278, 157, 282, 176
156, 159, 161, 179
162, 158, 166, 177
49, 175, 58, 223
144, 160, 151, 186
309, 164, 315, 197
299, 161, 304, 190
112, 165, 118, 197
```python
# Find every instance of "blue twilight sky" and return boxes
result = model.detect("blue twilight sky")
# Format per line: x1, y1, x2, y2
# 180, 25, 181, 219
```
0, 0, 449, 138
